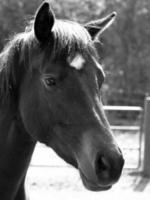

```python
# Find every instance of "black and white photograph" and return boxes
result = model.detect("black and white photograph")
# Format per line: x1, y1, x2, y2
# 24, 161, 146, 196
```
0, 0, 149, 200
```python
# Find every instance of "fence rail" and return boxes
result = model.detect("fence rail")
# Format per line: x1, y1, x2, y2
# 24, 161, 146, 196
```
104, 105, 143, 111
110, 126, 140, 131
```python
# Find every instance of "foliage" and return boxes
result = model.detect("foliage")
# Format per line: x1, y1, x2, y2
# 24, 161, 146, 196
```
0, 0, 149, 106
101, 0, 150, 106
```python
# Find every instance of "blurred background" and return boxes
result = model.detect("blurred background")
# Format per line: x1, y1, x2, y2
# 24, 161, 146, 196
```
1, 0, 150, 199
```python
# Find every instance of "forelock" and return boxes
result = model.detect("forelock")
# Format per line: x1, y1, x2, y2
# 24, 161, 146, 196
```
51, 20, 97, 59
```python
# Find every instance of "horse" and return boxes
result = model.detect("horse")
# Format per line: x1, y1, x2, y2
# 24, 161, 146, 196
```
0, 1, 124, 199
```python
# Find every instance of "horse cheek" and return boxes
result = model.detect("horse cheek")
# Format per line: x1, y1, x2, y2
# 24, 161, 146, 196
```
19, 88, 50, 143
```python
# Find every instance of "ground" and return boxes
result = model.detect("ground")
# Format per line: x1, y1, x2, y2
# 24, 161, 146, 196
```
26, 142, 150, 200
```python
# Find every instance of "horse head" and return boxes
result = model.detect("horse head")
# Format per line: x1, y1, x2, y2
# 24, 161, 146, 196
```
19, 2, 124, 191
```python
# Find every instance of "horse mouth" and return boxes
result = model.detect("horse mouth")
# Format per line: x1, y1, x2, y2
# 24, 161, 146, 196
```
79, 170, 111, 191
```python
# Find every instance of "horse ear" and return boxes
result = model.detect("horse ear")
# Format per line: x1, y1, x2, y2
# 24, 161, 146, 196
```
34, 2, 55, 43
84, 12, 117, 40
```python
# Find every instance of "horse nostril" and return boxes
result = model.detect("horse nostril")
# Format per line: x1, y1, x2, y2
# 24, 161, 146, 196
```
97, 156, 110, 171
95, 155, 111, 180
95, 152, 124, 186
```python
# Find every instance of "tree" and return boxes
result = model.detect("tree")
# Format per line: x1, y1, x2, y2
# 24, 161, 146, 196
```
99, 0, 150, 105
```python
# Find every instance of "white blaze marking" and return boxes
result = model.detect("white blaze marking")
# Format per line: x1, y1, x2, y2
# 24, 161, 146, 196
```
69, 54, 85, 70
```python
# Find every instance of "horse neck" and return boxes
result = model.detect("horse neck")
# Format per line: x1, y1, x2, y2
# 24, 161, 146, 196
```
0, 37, 36, 198
0, 109, 36, 199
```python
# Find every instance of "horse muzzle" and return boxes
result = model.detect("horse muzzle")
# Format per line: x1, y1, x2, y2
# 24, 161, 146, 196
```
77, 129, 125, 191
78, 148, 124, 191
79, 170, 112, 191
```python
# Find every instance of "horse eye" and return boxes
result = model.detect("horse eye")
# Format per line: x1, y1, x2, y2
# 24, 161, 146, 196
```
44, 77, 57, 87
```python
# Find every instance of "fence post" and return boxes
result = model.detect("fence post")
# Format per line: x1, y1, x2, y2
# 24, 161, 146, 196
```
143, 97, 150, 177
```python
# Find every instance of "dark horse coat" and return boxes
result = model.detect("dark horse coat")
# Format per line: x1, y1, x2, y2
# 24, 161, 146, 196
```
0, 2, 124, 200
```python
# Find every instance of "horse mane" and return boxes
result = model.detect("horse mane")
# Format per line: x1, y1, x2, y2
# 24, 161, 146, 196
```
0, 19, 97, 104
0, 32, 35, 104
